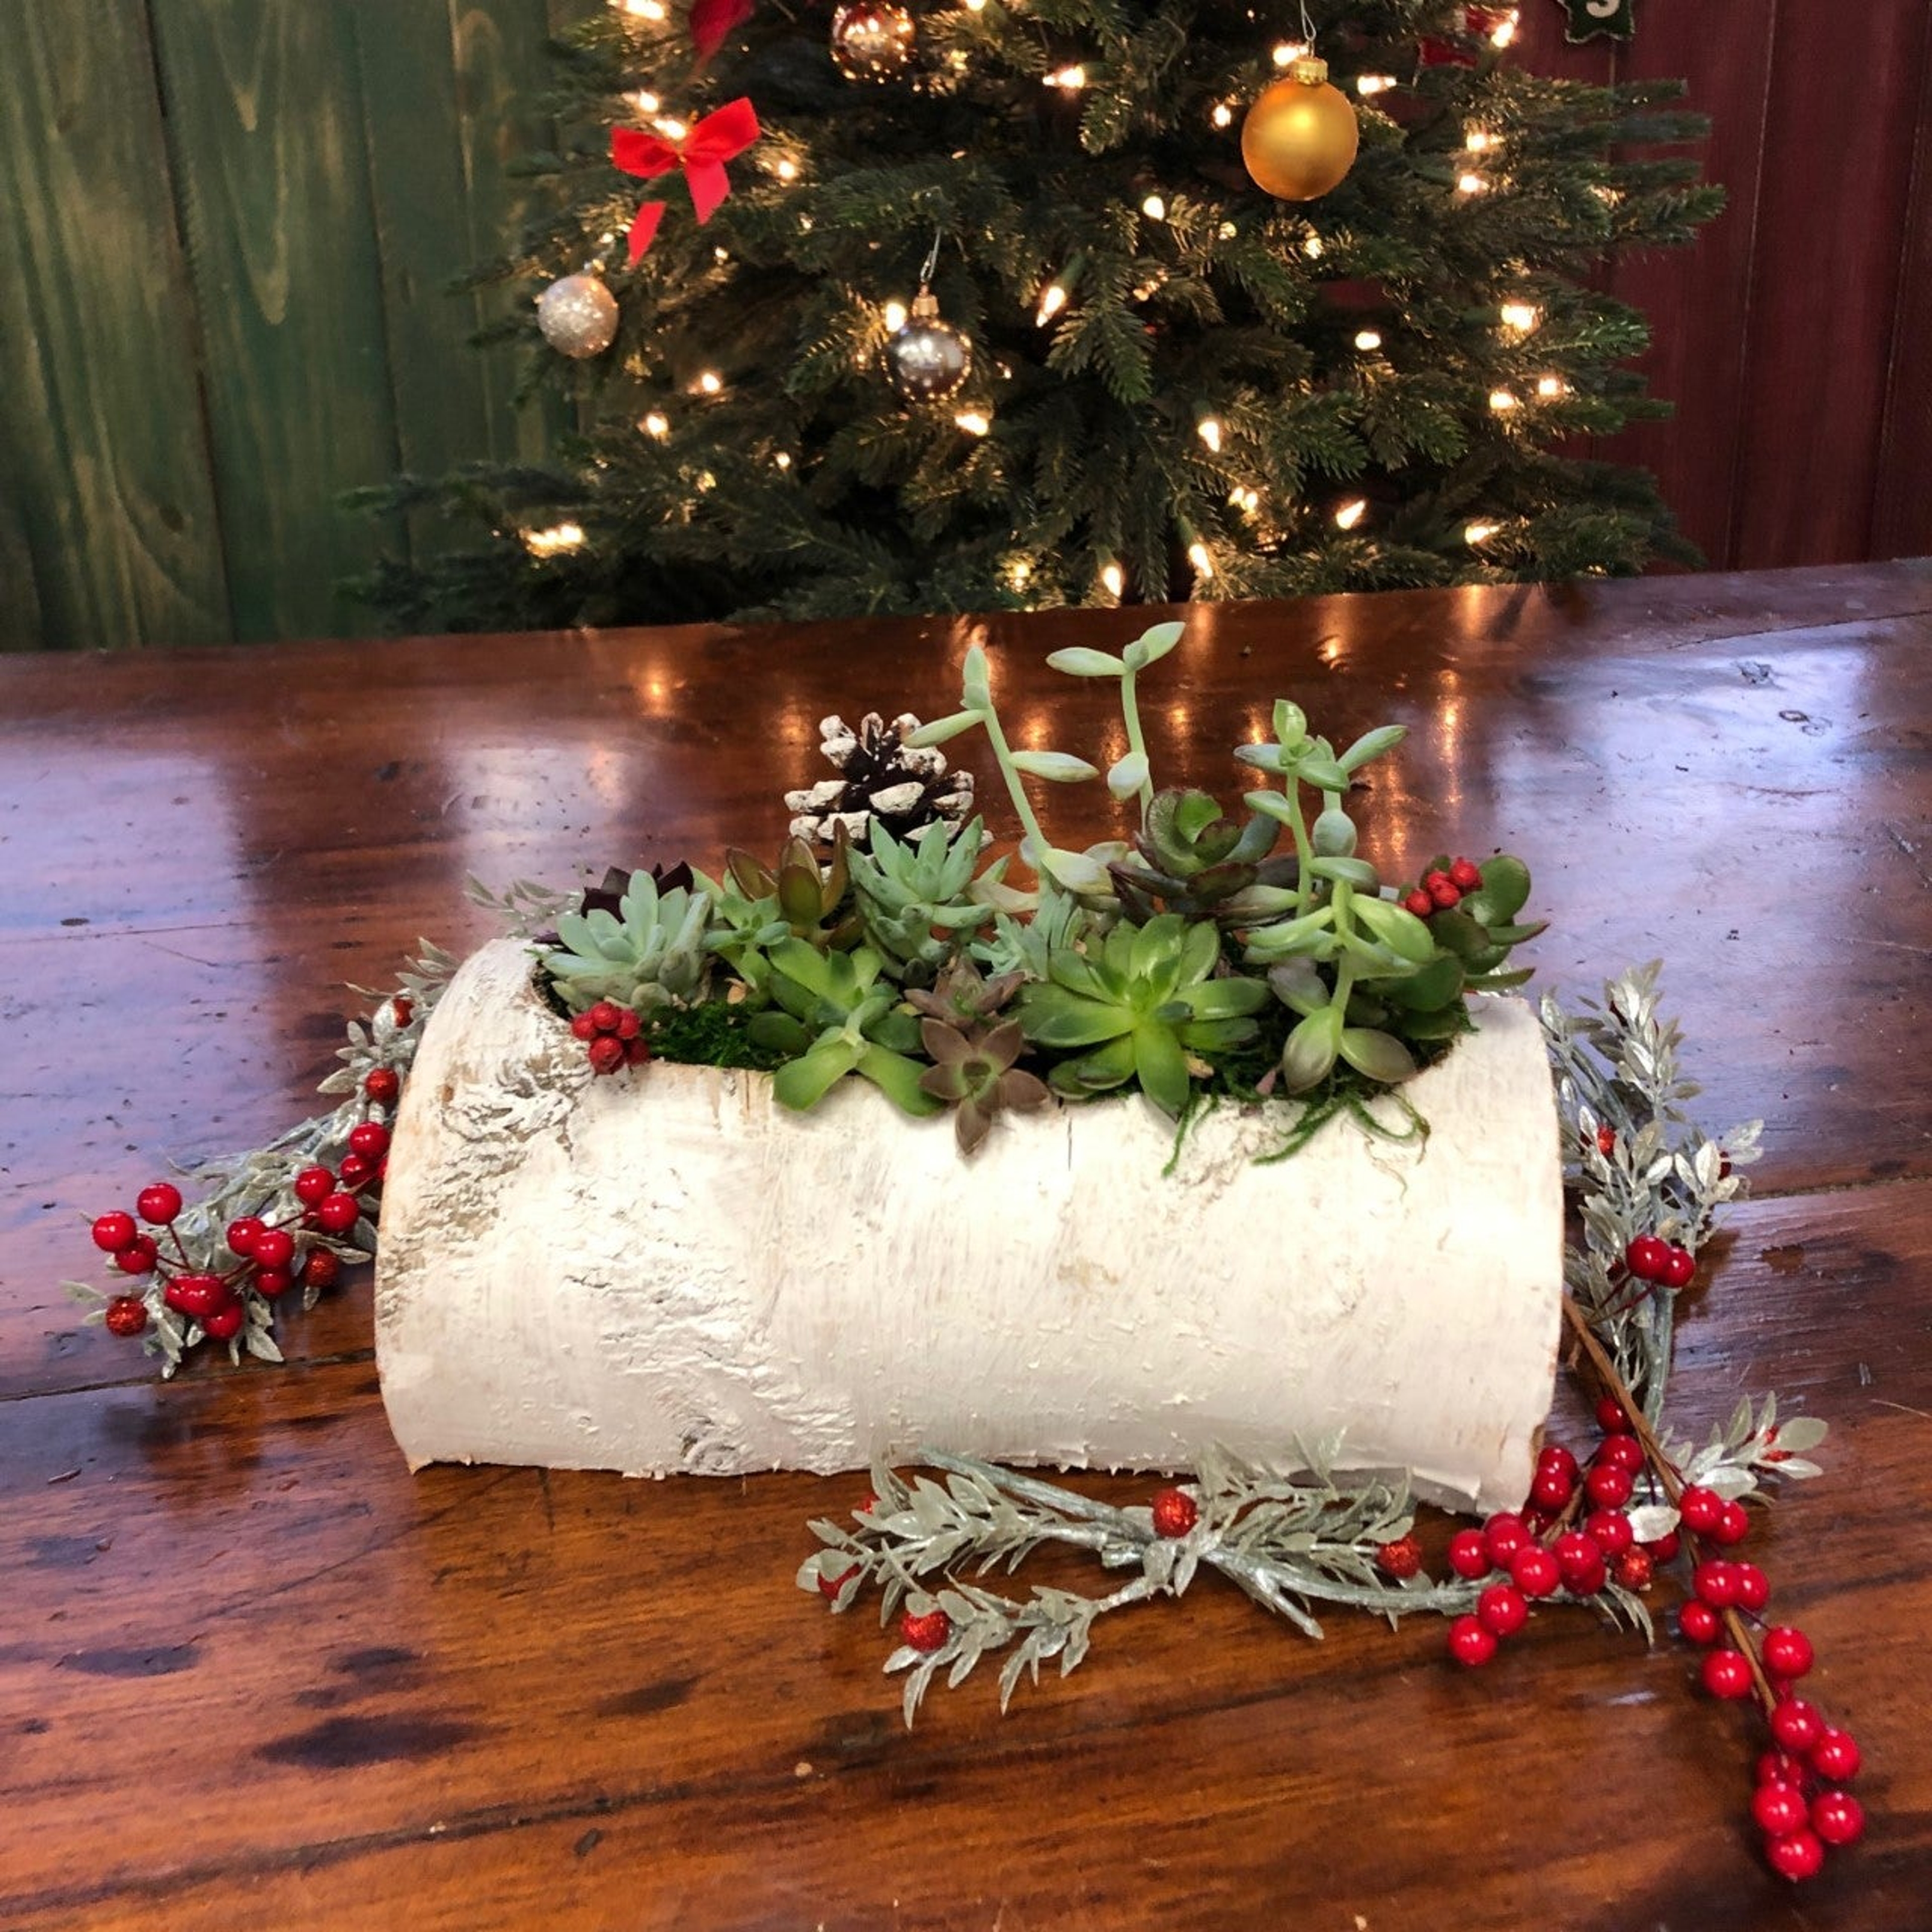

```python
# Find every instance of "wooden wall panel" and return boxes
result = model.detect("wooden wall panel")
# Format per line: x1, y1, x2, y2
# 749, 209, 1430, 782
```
0, 3, 230, 651
146, 1, 403, 642
1730, 2, 1932, 567
1597, 2, 1777, 571
1873, 27, 1932, 561
354, 0, 565, 487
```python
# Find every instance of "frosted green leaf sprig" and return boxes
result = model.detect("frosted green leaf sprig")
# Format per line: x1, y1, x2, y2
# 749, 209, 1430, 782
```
798, 1447, 1476, 1726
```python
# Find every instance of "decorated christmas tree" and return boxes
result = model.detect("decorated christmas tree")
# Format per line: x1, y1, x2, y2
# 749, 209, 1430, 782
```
358, 0, 1720, 630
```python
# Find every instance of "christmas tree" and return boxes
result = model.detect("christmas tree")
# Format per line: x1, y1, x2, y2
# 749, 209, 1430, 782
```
357, 1, 1720, 630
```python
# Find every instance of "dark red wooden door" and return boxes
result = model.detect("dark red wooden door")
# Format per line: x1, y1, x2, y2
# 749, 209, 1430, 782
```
1520, 0, 1932, 569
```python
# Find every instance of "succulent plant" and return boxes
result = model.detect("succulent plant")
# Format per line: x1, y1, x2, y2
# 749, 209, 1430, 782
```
698, 827, 861, 996
918, 1017, 1051, 1155
1018, 913, 1269, 1117
847, 816, 999, 981
747, 939, 939, 1116
538, 871, 712, 1017
972, 874, 1097, 982
1108, 787, 1294, 924
904, 956, 1026, 1028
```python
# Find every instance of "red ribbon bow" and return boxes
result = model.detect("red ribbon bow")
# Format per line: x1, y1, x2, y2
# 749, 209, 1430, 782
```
612, 97, 761, 263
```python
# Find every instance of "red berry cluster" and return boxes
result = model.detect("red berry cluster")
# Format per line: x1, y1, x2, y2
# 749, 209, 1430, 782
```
570, 1000, 651, 1076
1625, 1232, 1697, 1292
1659, 1479, 1864, 1879
1444, 1406, 1674, 1667
88, 1112, 392, 1348
1400, 856, 1483, 920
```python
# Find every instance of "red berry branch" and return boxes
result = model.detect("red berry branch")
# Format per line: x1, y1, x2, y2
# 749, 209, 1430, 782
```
1560, 1295, 1862, 1880
66, 954, 451, 1374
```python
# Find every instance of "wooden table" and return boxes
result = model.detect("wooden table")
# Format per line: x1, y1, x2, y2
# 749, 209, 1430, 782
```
4, 565, 1929, 1929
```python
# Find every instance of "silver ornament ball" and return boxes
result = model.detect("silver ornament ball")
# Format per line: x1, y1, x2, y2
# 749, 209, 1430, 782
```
887, 291, 971, 402
537, 272, 619, 358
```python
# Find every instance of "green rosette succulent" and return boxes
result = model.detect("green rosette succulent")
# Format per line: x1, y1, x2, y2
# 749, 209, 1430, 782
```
1018, 913, 1269, 1117
847, 816, 999, 981
747, 939, 939, 1116
538, 871, 711, 1016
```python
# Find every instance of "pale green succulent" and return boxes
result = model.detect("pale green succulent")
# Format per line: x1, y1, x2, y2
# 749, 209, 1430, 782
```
1018, 913, 1268, 1117
747, 940, 940, 1116
973, 873, 1095, 981
848, 816, 999, 980
539, 873, 712, 1016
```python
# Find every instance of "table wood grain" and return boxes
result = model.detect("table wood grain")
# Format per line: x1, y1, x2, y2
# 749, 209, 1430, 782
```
3, 564, 1930, 1928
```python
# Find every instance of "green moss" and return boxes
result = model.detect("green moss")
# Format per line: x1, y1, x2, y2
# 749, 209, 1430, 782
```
650, 999, 794, 1074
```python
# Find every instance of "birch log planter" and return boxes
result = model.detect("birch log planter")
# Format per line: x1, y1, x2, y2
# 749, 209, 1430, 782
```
375, 938, 1565, 1513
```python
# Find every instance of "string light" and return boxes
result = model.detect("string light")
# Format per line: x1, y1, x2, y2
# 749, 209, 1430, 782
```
1212, 103, 1235, 129
1009, 560, 1032, 590
1197, 417, 1224, 453
1044, 64, 1087, 89
1354, 329, 1383, 351
613, 0, 665, 15
1230, 486, 1261, 514
1464, 520, 1499, 545
954, 410, 991, 436
774, 157, 799, 182
774, 451, 792, 469
714, 247, 730, 264
654, 116, 688, 140
1489, 8, 1519, 47
640, 411, 670, 438
696, 471, 715, 492
1101, 562, 1125, 597
1187, 542, 1214, 578
696, 370, 722, 394
1303, 235, 1324, 260
1536, 374, 1568, 398
1458, 173, 1489, 196
1489, 388, 1518, 413
1334, 498, 1367, 530
1218, 220, 1238, 239
1356, 74, 1396, 96
1465, 129, 1494, 152
523, 523, 584, 556
1272, 40, 1309, 66
1499, 300, 1540, 333
1036, 282, 1068, 326
629, 90, 660, 116
1141, 194, 1167, 220
883, 300, 909, 334
964, 0, 987, 9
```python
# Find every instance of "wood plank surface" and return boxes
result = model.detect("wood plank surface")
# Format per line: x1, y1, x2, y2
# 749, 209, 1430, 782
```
145, 0, 404, 641
0, 1, 231, 651
1598, 0, 1776, 572
1730, 3, 1932, 568
2, 569, 1930, 1926
1873, 24, 1932, 563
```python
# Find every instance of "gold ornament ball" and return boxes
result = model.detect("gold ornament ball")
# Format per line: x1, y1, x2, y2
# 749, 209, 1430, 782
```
830, 1, 916, 80
1241, 58, 1359, 202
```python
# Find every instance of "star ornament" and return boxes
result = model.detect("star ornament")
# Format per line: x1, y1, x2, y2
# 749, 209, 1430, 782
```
1558, 0, 1636, 39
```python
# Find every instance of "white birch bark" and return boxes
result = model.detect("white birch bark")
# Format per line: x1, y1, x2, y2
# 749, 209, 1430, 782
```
376, 939, 1563, 1513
